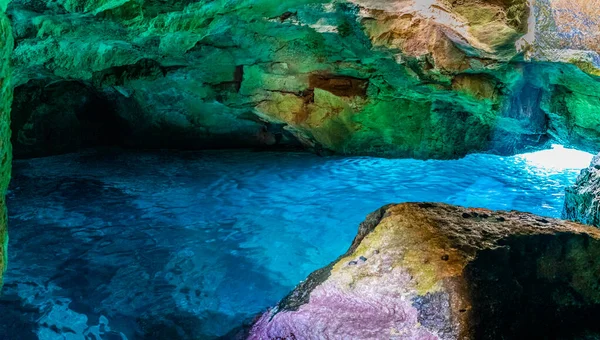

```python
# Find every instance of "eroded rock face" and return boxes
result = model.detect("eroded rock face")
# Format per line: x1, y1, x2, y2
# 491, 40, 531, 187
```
528, 0, 600, 65
564, 154, 600, 226
6, 0, 600, 158
0, 0, 12, 288
249, 203, 600, 339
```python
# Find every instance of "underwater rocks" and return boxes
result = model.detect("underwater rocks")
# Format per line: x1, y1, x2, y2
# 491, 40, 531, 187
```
249, 203, 600, 339
0, 0, 13, 287
6, 0, 600, 158
564, 154, 600, 226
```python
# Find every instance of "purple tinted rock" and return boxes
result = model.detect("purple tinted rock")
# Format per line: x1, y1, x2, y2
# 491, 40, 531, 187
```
248, 203, 600, 340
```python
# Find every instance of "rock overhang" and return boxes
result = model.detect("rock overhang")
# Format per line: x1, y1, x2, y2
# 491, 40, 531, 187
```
3, 0, 600, 159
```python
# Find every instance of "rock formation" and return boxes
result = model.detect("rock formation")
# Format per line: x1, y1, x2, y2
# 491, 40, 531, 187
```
6, 0, 600, 158
249, 203, 600, 339
564, 153, 600, 226
0, 0, 13, 288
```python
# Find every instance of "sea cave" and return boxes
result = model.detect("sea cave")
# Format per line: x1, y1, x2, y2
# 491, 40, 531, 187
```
2, 0, 600, 339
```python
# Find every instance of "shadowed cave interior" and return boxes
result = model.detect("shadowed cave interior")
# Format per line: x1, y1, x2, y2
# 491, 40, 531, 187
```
465, 233, 600, 340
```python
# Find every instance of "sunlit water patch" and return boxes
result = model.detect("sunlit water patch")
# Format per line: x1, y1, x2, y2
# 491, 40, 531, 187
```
1, 147, 593, 339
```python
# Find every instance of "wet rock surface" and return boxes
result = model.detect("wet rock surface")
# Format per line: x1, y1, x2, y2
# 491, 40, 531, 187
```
7, 0, 600, 158
564, 153, 600, 226
249, 202, 600, 339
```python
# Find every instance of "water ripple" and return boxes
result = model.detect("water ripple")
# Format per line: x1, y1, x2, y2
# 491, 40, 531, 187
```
1, 148, 590, 339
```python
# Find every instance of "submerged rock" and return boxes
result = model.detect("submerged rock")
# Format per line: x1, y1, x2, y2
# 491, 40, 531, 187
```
564, 154, 600, 226
249, 203, 600, 339
7, 0, 600, 158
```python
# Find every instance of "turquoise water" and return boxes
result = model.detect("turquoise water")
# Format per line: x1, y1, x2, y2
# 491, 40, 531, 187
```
0, 147, 592, 339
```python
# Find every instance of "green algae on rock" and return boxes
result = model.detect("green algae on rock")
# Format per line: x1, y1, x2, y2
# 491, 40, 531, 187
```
6, 0, 600, 158
0, 0, 13, 288
249, 203, 600, 339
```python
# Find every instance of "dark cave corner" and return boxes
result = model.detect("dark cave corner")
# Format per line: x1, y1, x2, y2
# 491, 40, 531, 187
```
10, 79, 132, 159
9, 77, 305, 159
464, 233, 600, 340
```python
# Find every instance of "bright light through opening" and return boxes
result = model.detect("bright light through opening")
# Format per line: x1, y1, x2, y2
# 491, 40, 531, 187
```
517, 144, 594, 171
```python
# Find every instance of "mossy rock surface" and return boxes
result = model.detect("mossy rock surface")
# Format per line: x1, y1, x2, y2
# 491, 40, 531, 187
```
249, 202, 600, 339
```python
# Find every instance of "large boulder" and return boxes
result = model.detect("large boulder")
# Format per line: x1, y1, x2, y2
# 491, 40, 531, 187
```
249, 203, 600, 339
7, 0, 600, 158
0, 0, 13, 288
564, 153, 600, 226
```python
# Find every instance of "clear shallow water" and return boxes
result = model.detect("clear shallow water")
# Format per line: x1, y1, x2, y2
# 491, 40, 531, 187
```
0, 147, 593, 339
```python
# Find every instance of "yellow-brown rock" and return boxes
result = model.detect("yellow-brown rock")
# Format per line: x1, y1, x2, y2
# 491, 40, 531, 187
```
250, 203, 600, 339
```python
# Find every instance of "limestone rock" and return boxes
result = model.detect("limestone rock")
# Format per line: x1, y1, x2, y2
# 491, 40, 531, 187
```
564, 153, 600, 226
527, 0, 600, 68
249, 203, 600, 339
5, 0, 600, 158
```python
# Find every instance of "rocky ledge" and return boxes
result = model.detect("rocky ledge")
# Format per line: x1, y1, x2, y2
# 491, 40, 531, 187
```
249, 203, 600, 339
564, 153, 600, 227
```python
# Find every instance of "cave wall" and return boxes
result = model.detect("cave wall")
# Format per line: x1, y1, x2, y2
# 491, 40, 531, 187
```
0, 0, 12, 288
563, 153, 600, 227
6, 0, 600, 159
